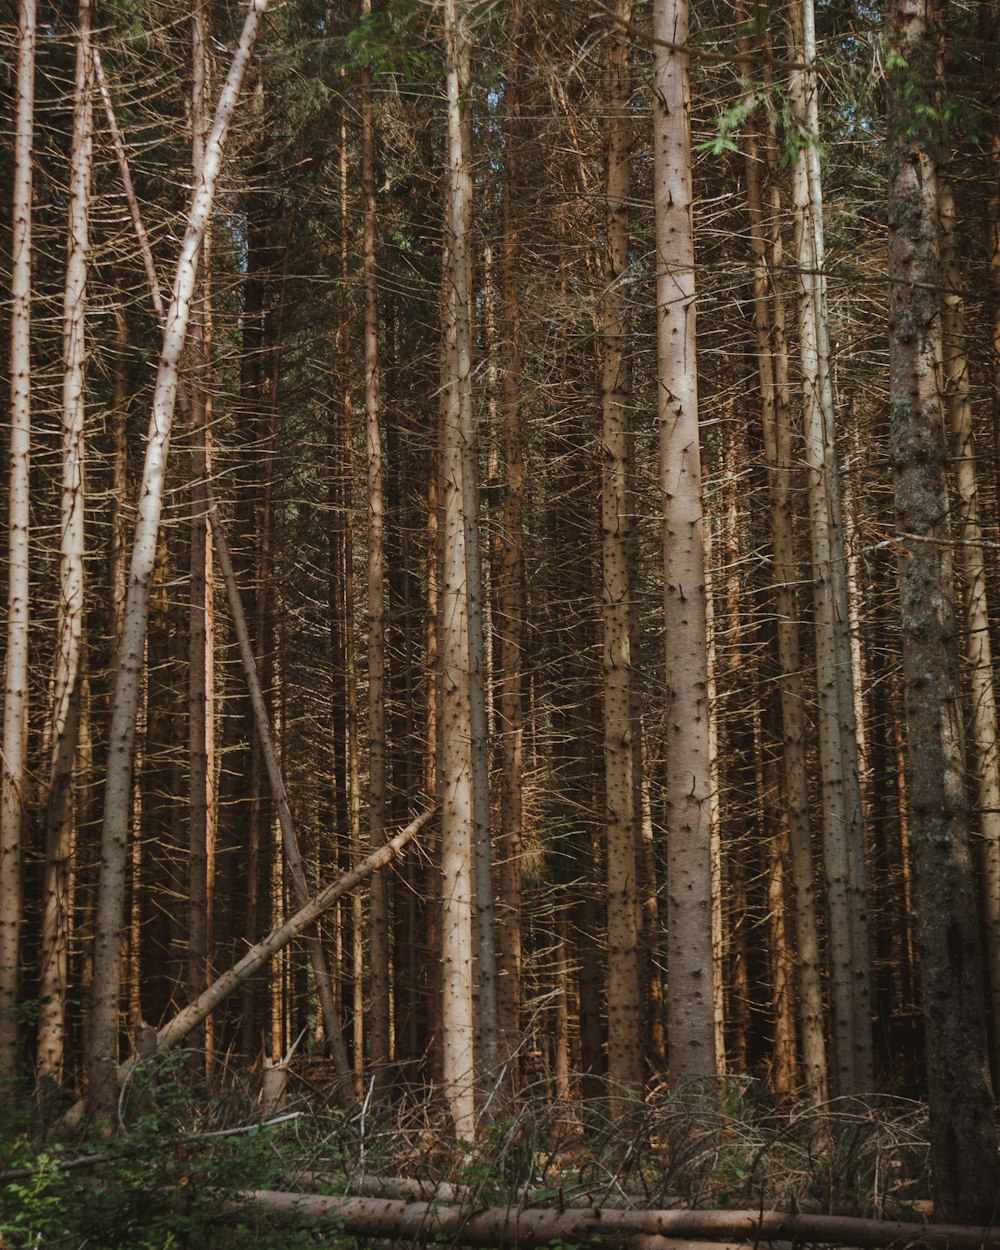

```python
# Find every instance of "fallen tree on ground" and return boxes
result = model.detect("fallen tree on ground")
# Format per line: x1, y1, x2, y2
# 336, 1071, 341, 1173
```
227, 1192, 1000, 1250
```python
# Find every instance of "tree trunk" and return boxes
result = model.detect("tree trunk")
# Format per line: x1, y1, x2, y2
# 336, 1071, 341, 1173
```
187, 0, 214, 1058
741, 67, 828, 1102
887, 0, 1000, 1217
228, 1193, 1000, 1250
37, 0, 93, 1084
88, 0, 269, 1122
440, 0, 477, 1138
787, 0, 872, 1097
653, 0, 717, 1082
601, 0, 642, 1103
939, 174, 1000, 1076
496, 0, 525, 1077
360, 0, 391, 1092
0, 0, 36, 1086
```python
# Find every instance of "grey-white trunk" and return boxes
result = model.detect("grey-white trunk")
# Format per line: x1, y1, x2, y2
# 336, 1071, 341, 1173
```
88, 0, 269, 1120
0, 0, 37, 1083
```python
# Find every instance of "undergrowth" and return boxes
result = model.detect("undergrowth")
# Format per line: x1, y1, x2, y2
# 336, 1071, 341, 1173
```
0, 1059, 931, 1249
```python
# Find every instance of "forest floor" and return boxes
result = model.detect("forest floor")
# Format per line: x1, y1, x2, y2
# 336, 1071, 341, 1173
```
0, 1059, 935, 1248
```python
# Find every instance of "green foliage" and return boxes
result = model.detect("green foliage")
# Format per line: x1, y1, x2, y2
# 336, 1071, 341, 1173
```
695, 80, 814, 168
0, 1062, 342, 1249
344, 1, 439, 83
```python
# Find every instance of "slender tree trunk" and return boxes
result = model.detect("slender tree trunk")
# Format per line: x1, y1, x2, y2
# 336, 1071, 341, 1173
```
939, 175, 1000, 1075
360, 0, 391, 1091
88, 0, 269, 1122
440, 0, 477, 1139
496, 0, 525, 1077
741, 73, 828, 1102
187, 0, 214, 1056
653, 0, 717, 1083
601, 0, 642, 1103
37, 0, 93, 1083
888, 0, 1000, 1217
0, 0, 36, 1086
787, 0, 872, 1096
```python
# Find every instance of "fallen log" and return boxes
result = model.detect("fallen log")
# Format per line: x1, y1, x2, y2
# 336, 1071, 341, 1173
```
228, 1192, 1000, 1249
54, 808, 434, 1134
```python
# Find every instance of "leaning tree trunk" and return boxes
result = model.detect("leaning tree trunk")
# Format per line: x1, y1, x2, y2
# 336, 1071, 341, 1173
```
88, 0, 269, 1123
0, 0, 37, 1086
887, 0, 1000, 1219
653, 0, 718, 1083
37, 0, 93, 1084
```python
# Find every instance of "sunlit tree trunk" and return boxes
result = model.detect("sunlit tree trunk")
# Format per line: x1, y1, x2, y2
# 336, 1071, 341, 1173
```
741, 71, 828, 1103
888, 0, 1000, 1217
787, 0, 872, 1096
0, 0, 36, 1085
88, 0, 269, 1121
37, 0, 93, 1083
601, 0, 642, 1103
440, 0, 477, 1138
653, 0, 717, 1082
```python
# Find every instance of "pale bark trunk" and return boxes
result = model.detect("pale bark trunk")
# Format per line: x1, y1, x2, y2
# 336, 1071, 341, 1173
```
939, 175, 1000, 1075
888, 0, 1000, 1217
787, 0, 872, 1096
228, 1193, 1000, 1250
0, 0, 36, 1083
360, 0, 391, 1089
88, 0, 269, 1121
441, 0, 477, 1138
653, 0, 717, 1081
601, 0, 642, 1103
741, 75, 828, 1102
37, 0, 93, 1083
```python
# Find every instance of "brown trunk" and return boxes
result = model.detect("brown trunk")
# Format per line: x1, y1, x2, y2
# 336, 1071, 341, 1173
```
888, 0, 1000, 1216
653, 0, 717, 1082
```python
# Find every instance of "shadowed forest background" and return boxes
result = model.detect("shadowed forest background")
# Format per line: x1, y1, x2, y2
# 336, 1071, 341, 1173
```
2, 0, 1000, 1236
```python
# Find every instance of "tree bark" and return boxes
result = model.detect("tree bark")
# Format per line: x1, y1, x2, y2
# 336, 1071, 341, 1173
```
37, 0, 93, 1084
230, 1193, 1000, 1250
888, 0, 1000, 1218
740, 60, 828, 1103
0, 0, 36, 1086
939, 174, 1000, 1077
496, 0, 525, 1078
601, 0, 642, 1103
787, 0, 872, 1097
440, 0, 477, 1138
653, 0, 718, 1082
88, 0, 270, 1123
